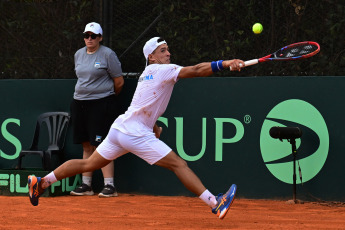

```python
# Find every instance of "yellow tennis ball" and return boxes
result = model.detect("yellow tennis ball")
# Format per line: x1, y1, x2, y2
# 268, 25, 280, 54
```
252, 23, 263, 34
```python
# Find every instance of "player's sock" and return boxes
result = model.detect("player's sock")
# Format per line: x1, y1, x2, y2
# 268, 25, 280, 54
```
41, 171, 58, 189
199, 189, 218, 208
82, 176, 92, 187
104, 177, 114, 187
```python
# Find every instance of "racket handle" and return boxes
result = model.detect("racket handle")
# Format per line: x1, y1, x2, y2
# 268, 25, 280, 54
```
243, 59, 259, 67
229, 59, 259, 70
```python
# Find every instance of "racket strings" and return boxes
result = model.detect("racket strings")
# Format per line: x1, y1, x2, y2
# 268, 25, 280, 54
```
278, 45, 318, 58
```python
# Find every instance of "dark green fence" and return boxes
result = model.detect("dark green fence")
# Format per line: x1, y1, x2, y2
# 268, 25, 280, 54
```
1, 0, 344, 78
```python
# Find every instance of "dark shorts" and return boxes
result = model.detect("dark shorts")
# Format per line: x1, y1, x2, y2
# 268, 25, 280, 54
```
70, 94, 120, 146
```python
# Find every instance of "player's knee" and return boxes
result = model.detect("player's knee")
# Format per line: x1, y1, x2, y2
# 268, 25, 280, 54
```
178, 157, 188, 168
156, 151, 189, 171
82, 158, 97, 172
170, 156, 188, 171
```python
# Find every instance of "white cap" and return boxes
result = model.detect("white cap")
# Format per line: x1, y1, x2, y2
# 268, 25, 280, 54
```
83, 22, 103, 35
143, 37, 167, 60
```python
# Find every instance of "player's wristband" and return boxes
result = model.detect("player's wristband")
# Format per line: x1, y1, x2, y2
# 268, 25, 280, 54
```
211, 60, 224, 72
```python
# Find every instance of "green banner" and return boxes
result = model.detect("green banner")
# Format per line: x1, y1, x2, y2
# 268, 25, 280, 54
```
0, 78, 344, 201
0, 169, 81, 196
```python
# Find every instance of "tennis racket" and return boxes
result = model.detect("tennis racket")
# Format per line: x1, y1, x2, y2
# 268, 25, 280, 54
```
231, 41, 320, 70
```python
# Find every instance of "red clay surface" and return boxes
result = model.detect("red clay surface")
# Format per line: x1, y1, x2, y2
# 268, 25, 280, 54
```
1, 194, 345, 229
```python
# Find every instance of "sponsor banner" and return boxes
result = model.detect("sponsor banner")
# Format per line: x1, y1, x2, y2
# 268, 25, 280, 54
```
0, 169, 81, 196
0, 78, 345, 201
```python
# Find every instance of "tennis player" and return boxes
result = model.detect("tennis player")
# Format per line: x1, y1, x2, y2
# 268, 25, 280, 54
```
28, 37, 244, 219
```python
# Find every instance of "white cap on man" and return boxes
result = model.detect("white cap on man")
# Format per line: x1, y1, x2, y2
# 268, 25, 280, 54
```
143, 37, 167, 63
83, 22, 103, 35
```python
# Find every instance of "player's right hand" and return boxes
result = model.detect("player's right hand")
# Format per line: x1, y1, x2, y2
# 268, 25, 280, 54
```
225, 59, 245, 71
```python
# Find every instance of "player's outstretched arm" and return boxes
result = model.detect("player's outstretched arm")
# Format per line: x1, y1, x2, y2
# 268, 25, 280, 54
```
178, 59, 244, 79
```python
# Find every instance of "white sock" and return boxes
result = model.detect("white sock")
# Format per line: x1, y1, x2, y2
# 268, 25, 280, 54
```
199, 189, 218, 209
104, 178, 114, 187
42, 172, 58, 189
82, 176, 92, 186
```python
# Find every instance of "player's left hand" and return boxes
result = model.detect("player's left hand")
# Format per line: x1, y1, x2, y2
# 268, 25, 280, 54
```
154, 126, 163, 138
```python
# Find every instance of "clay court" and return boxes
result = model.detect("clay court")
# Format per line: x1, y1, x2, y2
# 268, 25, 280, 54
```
1, 194, 345, 229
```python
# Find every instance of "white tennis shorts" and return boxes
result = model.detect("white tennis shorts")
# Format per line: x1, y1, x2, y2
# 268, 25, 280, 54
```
96, 128, 172, 165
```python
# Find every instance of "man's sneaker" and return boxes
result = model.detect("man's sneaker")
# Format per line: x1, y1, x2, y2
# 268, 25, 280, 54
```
70, 183, 94, 196
28, 175, 45, 206
98, 184, 118, 198
212, 184, 237, 219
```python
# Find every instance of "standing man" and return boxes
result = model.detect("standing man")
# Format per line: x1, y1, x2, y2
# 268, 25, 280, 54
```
69, 22, 124, 197
28, 37, 244, 219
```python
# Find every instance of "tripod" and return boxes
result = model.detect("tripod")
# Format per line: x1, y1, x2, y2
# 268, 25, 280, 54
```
287, 138, 304, 204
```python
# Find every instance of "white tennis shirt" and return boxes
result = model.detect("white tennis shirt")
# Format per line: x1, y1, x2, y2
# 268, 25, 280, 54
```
112, 64, 182, 136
